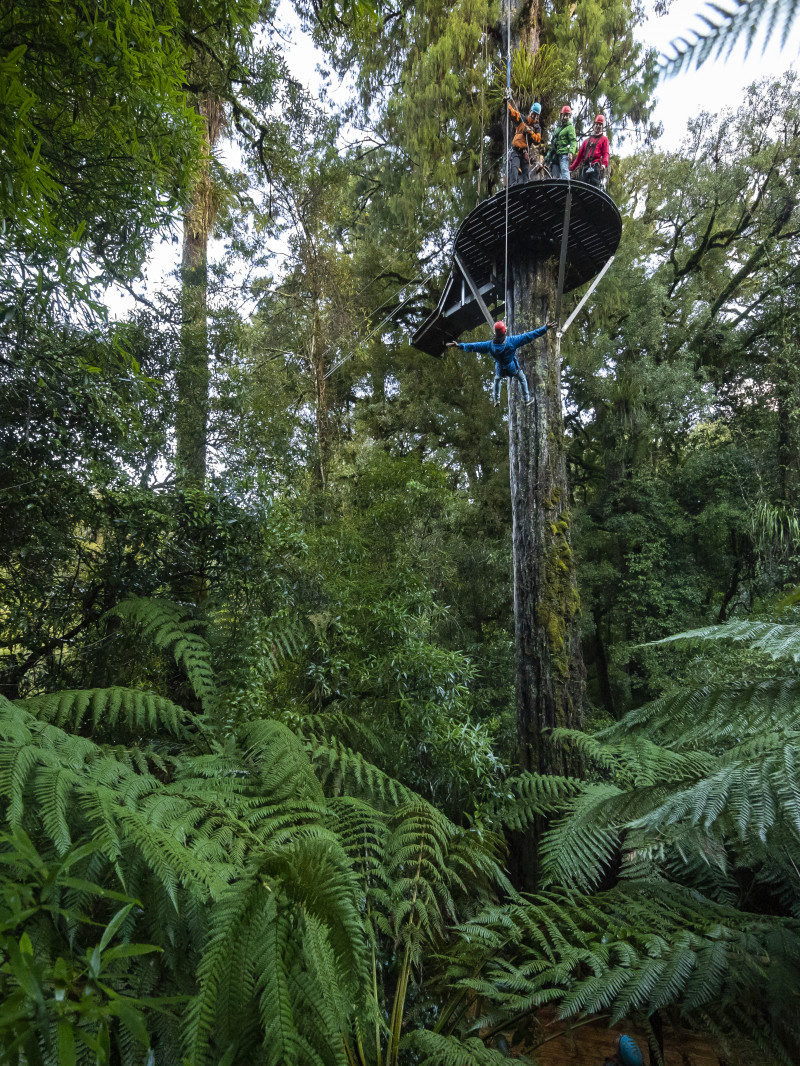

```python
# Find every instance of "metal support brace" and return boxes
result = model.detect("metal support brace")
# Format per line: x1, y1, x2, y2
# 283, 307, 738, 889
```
554, 187, 572, 326
557, 255, 615, 338
454, 251, 496, 330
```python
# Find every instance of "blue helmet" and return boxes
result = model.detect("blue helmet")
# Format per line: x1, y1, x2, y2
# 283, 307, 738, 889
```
618, 1035, 645, 1066
531, 102, 542, 114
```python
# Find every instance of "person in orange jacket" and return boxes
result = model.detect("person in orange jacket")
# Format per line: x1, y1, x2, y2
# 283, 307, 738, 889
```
570, 114, 610, 188
506, 99, 542, 186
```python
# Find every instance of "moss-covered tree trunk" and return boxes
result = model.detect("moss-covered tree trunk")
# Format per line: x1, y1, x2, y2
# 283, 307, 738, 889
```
176, 95, 222, 612
507, 256, 584, 888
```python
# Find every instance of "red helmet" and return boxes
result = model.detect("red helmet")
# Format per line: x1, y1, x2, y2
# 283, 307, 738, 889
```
560, 105, 572, 115
493, 321, 507, 334
595, 114, 605, 124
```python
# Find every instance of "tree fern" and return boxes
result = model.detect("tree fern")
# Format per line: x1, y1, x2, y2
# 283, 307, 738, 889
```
487, 771, 585, 831
653, 616, 800, 660
1, 676, 513, 1065
451, 883, 800, 1063
403, 1030, 528, 1065
306, 731, 421, 808
109, 597, 217, 715
18, 686, 195, 742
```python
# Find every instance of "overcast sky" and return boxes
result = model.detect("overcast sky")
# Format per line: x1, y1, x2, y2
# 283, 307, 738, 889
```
640, 0, 800, 149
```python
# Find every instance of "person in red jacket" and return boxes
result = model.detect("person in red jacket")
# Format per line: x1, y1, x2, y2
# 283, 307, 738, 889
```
570, 114, 610, 188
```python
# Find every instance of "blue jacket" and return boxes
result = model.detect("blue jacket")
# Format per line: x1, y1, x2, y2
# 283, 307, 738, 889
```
458, 325, 549, 375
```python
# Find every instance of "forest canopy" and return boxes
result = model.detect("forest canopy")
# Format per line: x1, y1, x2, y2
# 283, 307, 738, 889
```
1, 0, 800, 1063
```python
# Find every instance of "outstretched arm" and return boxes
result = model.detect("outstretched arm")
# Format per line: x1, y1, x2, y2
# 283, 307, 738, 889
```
445, 340, 493, 353
508, 322, 556, 349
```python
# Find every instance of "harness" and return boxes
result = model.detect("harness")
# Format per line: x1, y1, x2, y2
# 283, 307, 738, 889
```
579, 133, 603, 175
491, 341, 520, 377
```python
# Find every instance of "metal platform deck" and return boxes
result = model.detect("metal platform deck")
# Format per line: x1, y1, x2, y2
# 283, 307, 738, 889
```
411, 179, 622, 356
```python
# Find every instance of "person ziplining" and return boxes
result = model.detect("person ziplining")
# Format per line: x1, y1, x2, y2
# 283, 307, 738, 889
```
445, 319, 556, 406
603, 1034, 645, 1066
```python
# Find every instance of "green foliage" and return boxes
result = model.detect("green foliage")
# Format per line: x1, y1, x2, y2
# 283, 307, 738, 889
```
0, 606, 510, 1064
403, 1030, 525, 1065
4, 0, 800, 1060
0, 829, 171, 1066
569, 73, 800, 715
0, 0, 201, 323
108, 598, 217, 716
452, 883, 800, 1062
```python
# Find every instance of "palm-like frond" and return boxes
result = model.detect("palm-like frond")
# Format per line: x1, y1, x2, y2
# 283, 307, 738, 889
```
659, 0, 800, 78
18, 686, 195, 742
0, 665, 511, 1064
488, 771, 585, 831
653, 617, 800, 660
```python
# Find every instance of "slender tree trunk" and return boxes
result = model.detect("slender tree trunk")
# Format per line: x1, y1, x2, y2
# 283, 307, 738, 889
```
507, 256, 584, 888
177, 96, 221, 488
309, 303, 331, 489
175, 95, 222, 613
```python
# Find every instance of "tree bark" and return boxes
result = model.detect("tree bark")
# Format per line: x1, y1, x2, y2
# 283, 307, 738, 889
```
507, 255, 584, 888
308, 293, 333, 489
177, 96, 221, 488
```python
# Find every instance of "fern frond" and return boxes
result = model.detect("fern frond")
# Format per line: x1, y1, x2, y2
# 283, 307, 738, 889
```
305, 732, 417, 808
607, 678, 800, 747
18, 687, 194, 742
109, 597, 217, 714
539, 783, 624, 891
651, 618, 800, 660
403, 1030, 523, 1065
453, 881, 800, 1056
488, 771, 584, 831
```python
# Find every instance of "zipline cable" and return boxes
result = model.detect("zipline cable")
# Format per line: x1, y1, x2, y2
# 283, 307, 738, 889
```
503, 0, 511, 325
323, 271, 436, 380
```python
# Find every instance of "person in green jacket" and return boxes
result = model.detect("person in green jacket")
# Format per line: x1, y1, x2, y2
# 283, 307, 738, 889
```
546, 104, 577, 181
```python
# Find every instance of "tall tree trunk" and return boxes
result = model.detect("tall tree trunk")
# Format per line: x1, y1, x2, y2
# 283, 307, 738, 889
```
507, 255, 584, 888
501, 0, 583, 889
177, 96, 221, 488
309, 303, 331, 489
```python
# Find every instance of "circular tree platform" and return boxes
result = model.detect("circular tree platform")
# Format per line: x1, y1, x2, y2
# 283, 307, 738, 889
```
411, 179, 622, 357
